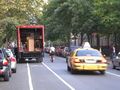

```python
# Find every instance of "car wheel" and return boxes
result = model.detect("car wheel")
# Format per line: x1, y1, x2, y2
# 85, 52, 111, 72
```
71, 68, 76, 74
113, 65, 116, 69
67, 65, 71, 71
18, 58, 24, 63
100, 71, 105, 75
9, 69, 12, 77
4, 71, 10, 81
12, 68, 16, 73
112, 61, 116, 69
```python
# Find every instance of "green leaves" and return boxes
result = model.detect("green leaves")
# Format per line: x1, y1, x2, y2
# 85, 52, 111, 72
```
0, 0, 45, 46
93, 0, 120, 32
43, 0, 120, 43
1, 0, 120, 46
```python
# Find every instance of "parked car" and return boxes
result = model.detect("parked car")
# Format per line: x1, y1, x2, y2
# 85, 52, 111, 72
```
62, 47, 69, 58
55, 46, 64, 57
66, 46, 80, 62
112, 52, 120, 69
67, 42, 108, 74
55, 46, 60, 56
0, 48, 12, 81
5, 49, 17, 73
69, 46, 80, 52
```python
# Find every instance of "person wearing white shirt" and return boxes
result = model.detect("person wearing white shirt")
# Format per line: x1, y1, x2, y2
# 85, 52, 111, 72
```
49, 46, 55, 62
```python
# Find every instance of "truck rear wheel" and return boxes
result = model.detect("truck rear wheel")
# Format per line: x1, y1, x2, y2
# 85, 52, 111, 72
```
18, 58, 25, 63
17, 58, 20, 63
36, 58, 43, 63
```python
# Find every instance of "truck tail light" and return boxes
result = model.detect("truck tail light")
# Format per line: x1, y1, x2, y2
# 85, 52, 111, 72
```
3, 59, 8, 66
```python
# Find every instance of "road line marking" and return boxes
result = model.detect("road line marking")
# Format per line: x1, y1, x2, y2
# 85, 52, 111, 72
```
42, 62, 75, 90
106, 71, 120, 78
27, 63, 34, 90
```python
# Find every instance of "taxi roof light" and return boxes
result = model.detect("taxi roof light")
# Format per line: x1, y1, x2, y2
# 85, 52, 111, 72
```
82, 42, 91, 48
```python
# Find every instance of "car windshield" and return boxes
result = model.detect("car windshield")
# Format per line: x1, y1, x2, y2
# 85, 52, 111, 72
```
0, 50, 3, 60
76, 49, 102, 57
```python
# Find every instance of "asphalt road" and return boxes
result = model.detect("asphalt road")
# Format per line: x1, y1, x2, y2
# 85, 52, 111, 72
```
0, 54, 120, 90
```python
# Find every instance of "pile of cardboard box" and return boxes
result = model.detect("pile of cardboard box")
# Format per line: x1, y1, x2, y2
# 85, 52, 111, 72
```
27, 33, 34, 51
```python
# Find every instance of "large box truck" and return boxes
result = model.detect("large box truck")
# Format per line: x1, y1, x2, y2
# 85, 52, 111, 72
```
16, 25, 44, 63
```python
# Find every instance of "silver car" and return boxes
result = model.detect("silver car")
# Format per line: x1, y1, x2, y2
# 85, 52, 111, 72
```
6, 49, 17, 73
112, 52, 120, 69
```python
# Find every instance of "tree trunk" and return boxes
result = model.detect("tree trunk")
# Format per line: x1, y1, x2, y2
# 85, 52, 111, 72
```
107, 34, 110, 47
96, 34, 100, 49
67, 32, 71, 47
74, 36, 77, 46
80, 33, 83, 45
87, 34, 90, 42
114, 33, 117, 47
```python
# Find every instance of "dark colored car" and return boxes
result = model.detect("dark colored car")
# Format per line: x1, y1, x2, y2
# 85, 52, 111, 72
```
69, 46, 80, 52
112, 52, 120, 69
0, 48, 12, 81
66, 46, 80, 62
62, 47, 69, 57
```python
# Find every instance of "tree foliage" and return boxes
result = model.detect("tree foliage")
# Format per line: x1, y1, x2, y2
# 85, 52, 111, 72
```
0, 0, 45, 46
1, 0, 120, 46
42, 0, 120, 46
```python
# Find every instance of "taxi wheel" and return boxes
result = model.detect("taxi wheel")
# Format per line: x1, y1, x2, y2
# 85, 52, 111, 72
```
100, 71, 105, 74
71, 68, 76, 74
67, 65, 71, 71
12, 69, 16, 73
9, 69, 12, 77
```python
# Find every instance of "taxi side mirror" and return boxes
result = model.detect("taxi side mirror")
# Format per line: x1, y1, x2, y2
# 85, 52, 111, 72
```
103, 54, 106, 58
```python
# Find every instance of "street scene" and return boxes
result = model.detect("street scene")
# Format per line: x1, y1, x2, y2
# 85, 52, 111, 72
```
0, 53, 120, 90
1, 0, 120, 90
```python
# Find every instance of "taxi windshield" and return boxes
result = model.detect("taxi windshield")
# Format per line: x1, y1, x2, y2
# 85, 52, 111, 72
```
76, 49, 102, 57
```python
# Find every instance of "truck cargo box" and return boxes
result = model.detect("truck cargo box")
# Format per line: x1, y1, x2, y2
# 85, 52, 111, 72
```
16, 25, 44, 63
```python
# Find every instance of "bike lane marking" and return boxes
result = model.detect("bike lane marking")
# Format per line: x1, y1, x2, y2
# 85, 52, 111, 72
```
106, 71, 120, 78
27, 63, 34, 90
42, 62, 75, 90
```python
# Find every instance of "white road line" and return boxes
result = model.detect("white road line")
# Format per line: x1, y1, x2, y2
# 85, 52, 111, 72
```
27, 63, 34, 90
42, 62, 75, 90
106, 71, 120, 78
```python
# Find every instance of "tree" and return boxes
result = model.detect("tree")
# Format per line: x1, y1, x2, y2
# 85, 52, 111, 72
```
0, 0, 45, 46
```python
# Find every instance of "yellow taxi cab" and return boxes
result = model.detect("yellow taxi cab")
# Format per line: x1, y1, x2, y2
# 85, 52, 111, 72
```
67, 42, 108, 74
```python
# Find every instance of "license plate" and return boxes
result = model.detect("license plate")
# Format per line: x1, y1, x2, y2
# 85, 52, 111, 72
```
84, 65, 98, 70
85, 59, 96, 63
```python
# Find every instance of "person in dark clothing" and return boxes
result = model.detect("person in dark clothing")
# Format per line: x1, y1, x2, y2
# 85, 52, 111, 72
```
13, 47, 18, 60
109, 44, 116, 59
